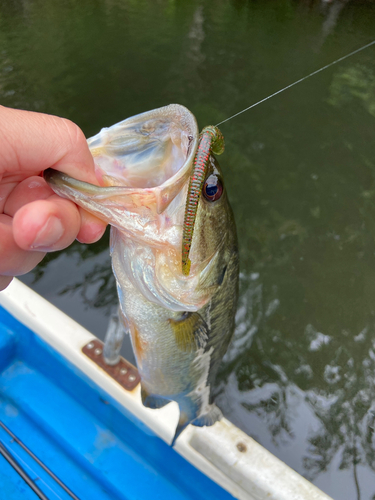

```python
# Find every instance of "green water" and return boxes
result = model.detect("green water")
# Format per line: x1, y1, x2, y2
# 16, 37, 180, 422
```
2, 0, 375, 498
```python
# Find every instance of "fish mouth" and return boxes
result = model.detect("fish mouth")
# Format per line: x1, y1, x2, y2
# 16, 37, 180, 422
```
45, 104, 198, 216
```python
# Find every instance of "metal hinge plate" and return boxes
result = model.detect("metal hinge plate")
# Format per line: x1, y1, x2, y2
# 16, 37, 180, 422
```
82, 339, 140, 391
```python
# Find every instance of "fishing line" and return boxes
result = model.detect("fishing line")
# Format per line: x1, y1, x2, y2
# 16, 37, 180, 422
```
215, 39, 375, 127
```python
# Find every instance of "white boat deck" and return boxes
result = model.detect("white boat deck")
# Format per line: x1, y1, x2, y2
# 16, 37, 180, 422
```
0, 279, 333, 500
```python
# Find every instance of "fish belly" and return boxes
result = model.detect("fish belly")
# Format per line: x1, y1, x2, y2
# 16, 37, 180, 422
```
111, 236, 199, 396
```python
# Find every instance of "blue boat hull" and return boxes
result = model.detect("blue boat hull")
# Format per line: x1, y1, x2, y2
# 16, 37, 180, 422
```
0, 304, 234, 500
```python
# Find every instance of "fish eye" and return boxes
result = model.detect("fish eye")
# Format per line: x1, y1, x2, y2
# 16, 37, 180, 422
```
203, 175, 223, 202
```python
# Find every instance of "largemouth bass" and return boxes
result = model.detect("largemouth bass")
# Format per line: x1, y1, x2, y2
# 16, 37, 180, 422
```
44, 104, 239, 444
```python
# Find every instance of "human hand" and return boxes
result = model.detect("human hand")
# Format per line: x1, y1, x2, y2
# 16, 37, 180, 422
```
0, 106, 107, 291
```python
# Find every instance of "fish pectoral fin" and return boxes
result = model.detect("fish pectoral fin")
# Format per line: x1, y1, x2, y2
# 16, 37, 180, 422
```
192, 404, 222, 427
141, 386, 170, 409
169, 312, 208, 352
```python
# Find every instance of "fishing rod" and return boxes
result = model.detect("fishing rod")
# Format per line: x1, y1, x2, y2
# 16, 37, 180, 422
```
0, 419, 80, 500
0, 440, 50, 500
215, 39, 375, 127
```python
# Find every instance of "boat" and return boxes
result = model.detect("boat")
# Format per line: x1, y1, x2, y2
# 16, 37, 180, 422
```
0, 279, 333, 500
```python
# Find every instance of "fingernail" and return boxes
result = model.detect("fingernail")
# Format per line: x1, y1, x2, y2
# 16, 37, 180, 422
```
31, 216, 64, 249
77, 223, 106, 244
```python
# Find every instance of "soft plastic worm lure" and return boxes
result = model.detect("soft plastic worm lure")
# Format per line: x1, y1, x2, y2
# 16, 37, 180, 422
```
182, 126, 225, 276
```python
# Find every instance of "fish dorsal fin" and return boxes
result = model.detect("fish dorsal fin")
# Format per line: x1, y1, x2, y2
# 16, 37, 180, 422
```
171, 398, 223, 445
192, 404, 222, 427
169, 312, 208, 352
